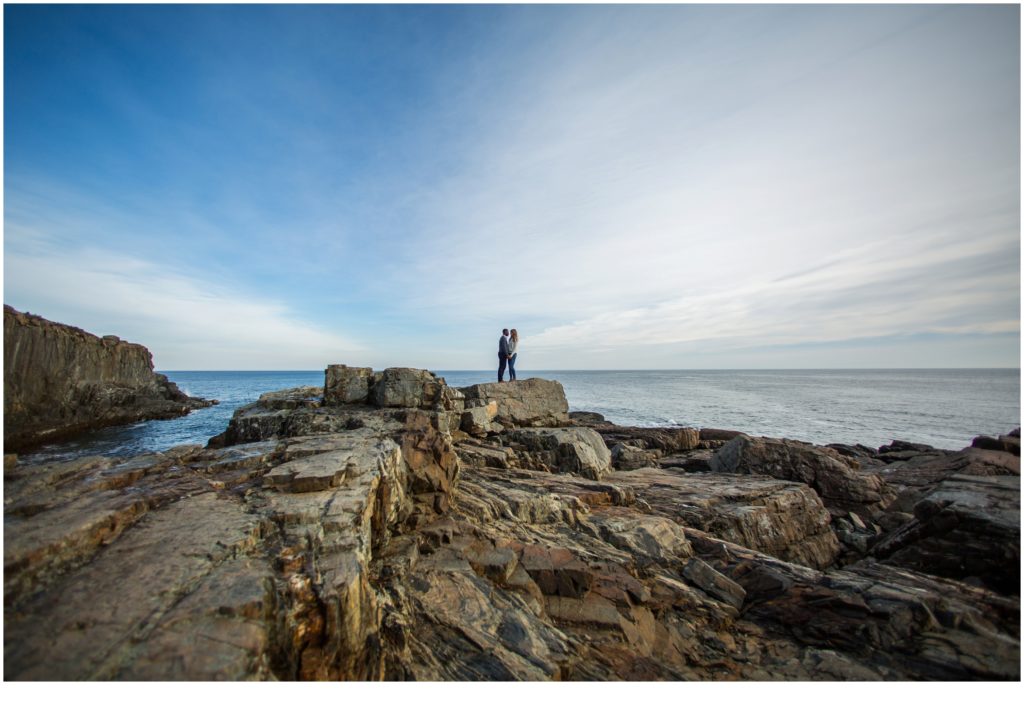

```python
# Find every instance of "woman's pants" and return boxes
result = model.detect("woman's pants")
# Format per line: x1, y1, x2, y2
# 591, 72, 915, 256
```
508, 353, 517, 380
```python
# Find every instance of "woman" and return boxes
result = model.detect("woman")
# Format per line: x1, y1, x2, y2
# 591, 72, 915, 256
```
507, 328, 519, 381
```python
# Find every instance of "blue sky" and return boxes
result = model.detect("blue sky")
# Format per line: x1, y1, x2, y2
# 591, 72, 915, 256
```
3, 3, 1020, 370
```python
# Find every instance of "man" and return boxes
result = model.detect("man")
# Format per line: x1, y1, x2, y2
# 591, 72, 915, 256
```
498, 328, 510, 382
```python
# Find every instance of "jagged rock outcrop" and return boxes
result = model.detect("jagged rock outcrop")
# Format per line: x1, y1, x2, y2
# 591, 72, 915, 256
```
3, 305, 213, 452
686, 528, 1020, 681
709, 435, 896, 519
602, 468, 840, 570
3, 366, 1019, 681
869, 474, 1020, 595
507, 427, 614, 481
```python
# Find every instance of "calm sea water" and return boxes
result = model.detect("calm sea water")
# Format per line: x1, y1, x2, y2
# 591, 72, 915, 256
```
17, 368, 1020, 464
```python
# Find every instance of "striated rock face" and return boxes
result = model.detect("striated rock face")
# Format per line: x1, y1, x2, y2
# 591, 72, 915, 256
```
3, 306, 214, 452
508, 427, 614, 481
870, 474, 1020, 596
594, 425, 701, 453
603, 469, 840, 570
686, 529, 1020, 681
3, 366, 1019, 681
710, 435, 895, 518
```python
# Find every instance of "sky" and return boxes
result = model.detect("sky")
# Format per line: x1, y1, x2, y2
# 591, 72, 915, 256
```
3, 3, 1020, 370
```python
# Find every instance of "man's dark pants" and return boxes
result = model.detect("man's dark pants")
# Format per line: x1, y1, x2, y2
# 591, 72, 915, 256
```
498, 354, 507, 382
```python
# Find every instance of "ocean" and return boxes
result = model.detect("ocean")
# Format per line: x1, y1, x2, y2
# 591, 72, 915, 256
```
16, 368, 1020, 465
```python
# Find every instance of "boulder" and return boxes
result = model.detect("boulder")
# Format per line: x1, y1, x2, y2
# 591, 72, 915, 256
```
461, 401, 498, 437
509, 427, 613, 481
371, 368, 447, 409
710, 435, 895, 518
870, 474, 1020, 595
972, 434, 1021, 456
698, 428, 747, 448
862, 444, 1020, 513
568, 411, 608, 425
611, 443, 660, 470
605, 469, 840, 569
324, 365, 375, 405
879, 439, 937, 454
460, 378, 569, 428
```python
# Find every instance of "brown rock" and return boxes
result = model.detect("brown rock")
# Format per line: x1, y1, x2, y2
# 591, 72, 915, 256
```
3, 305, 214, 452
597, 425, 700, 452
610, 443, 660, 470
258, 386, 323, 410
461, 401, 498, 437
686, 528, 1020, 680
605, 469, 840, 569
521, 545, 594, 598
710, 435, 895, 518
5, 364, 1019, 682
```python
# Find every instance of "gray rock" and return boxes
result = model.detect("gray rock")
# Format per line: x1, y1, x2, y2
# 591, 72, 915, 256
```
710, 435, 895, 518
460, 378, 569, 428
605, 469, 840, 570
870, 474, 1020, 595
324, 365, 374, 405
510, 427, 613, 480
682, 558, 746, 609
258, 386, 323, 410
461, 401, 498, 437
370, 368, 447, 409
611, 443, 659, 470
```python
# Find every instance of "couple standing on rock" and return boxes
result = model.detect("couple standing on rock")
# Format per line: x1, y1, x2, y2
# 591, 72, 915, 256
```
498, 328, 520, 382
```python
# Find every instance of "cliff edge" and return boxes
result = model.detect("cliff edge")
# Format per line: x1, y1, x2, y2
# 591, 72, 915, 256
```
3, 305, 214, 452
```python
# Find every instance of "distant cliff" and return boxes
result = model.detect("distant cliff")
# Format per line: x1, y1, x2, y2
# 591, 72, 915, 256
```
3, 305, 214, 452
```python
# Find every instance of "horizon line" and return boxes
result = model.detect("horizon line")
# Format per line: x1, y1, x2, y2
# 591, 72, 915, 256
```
159, 367, 1022, 373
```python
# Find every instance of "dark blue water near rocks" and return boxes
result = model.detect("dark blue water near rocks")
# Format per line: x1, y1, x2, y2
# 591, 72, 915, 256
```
18, 368, 1020, 465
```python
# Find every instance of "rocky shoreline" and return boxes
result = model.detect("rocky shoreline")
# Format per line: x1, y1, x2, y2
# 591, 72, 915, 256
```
3, 364, 1019, 680
3, 305, 215, 454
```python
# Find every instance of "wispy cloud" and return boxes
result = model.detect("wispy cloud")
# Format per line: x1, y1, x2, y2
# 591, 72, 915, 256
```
369, 5, 1019, 367
4, 239, 364, 370
4, 5, 1018, 369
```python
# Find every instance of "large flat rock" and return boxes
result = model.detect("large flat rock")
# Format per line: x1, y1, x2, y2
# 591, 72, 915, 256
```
5, 493, 268, 680
460, 378, 569, 428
